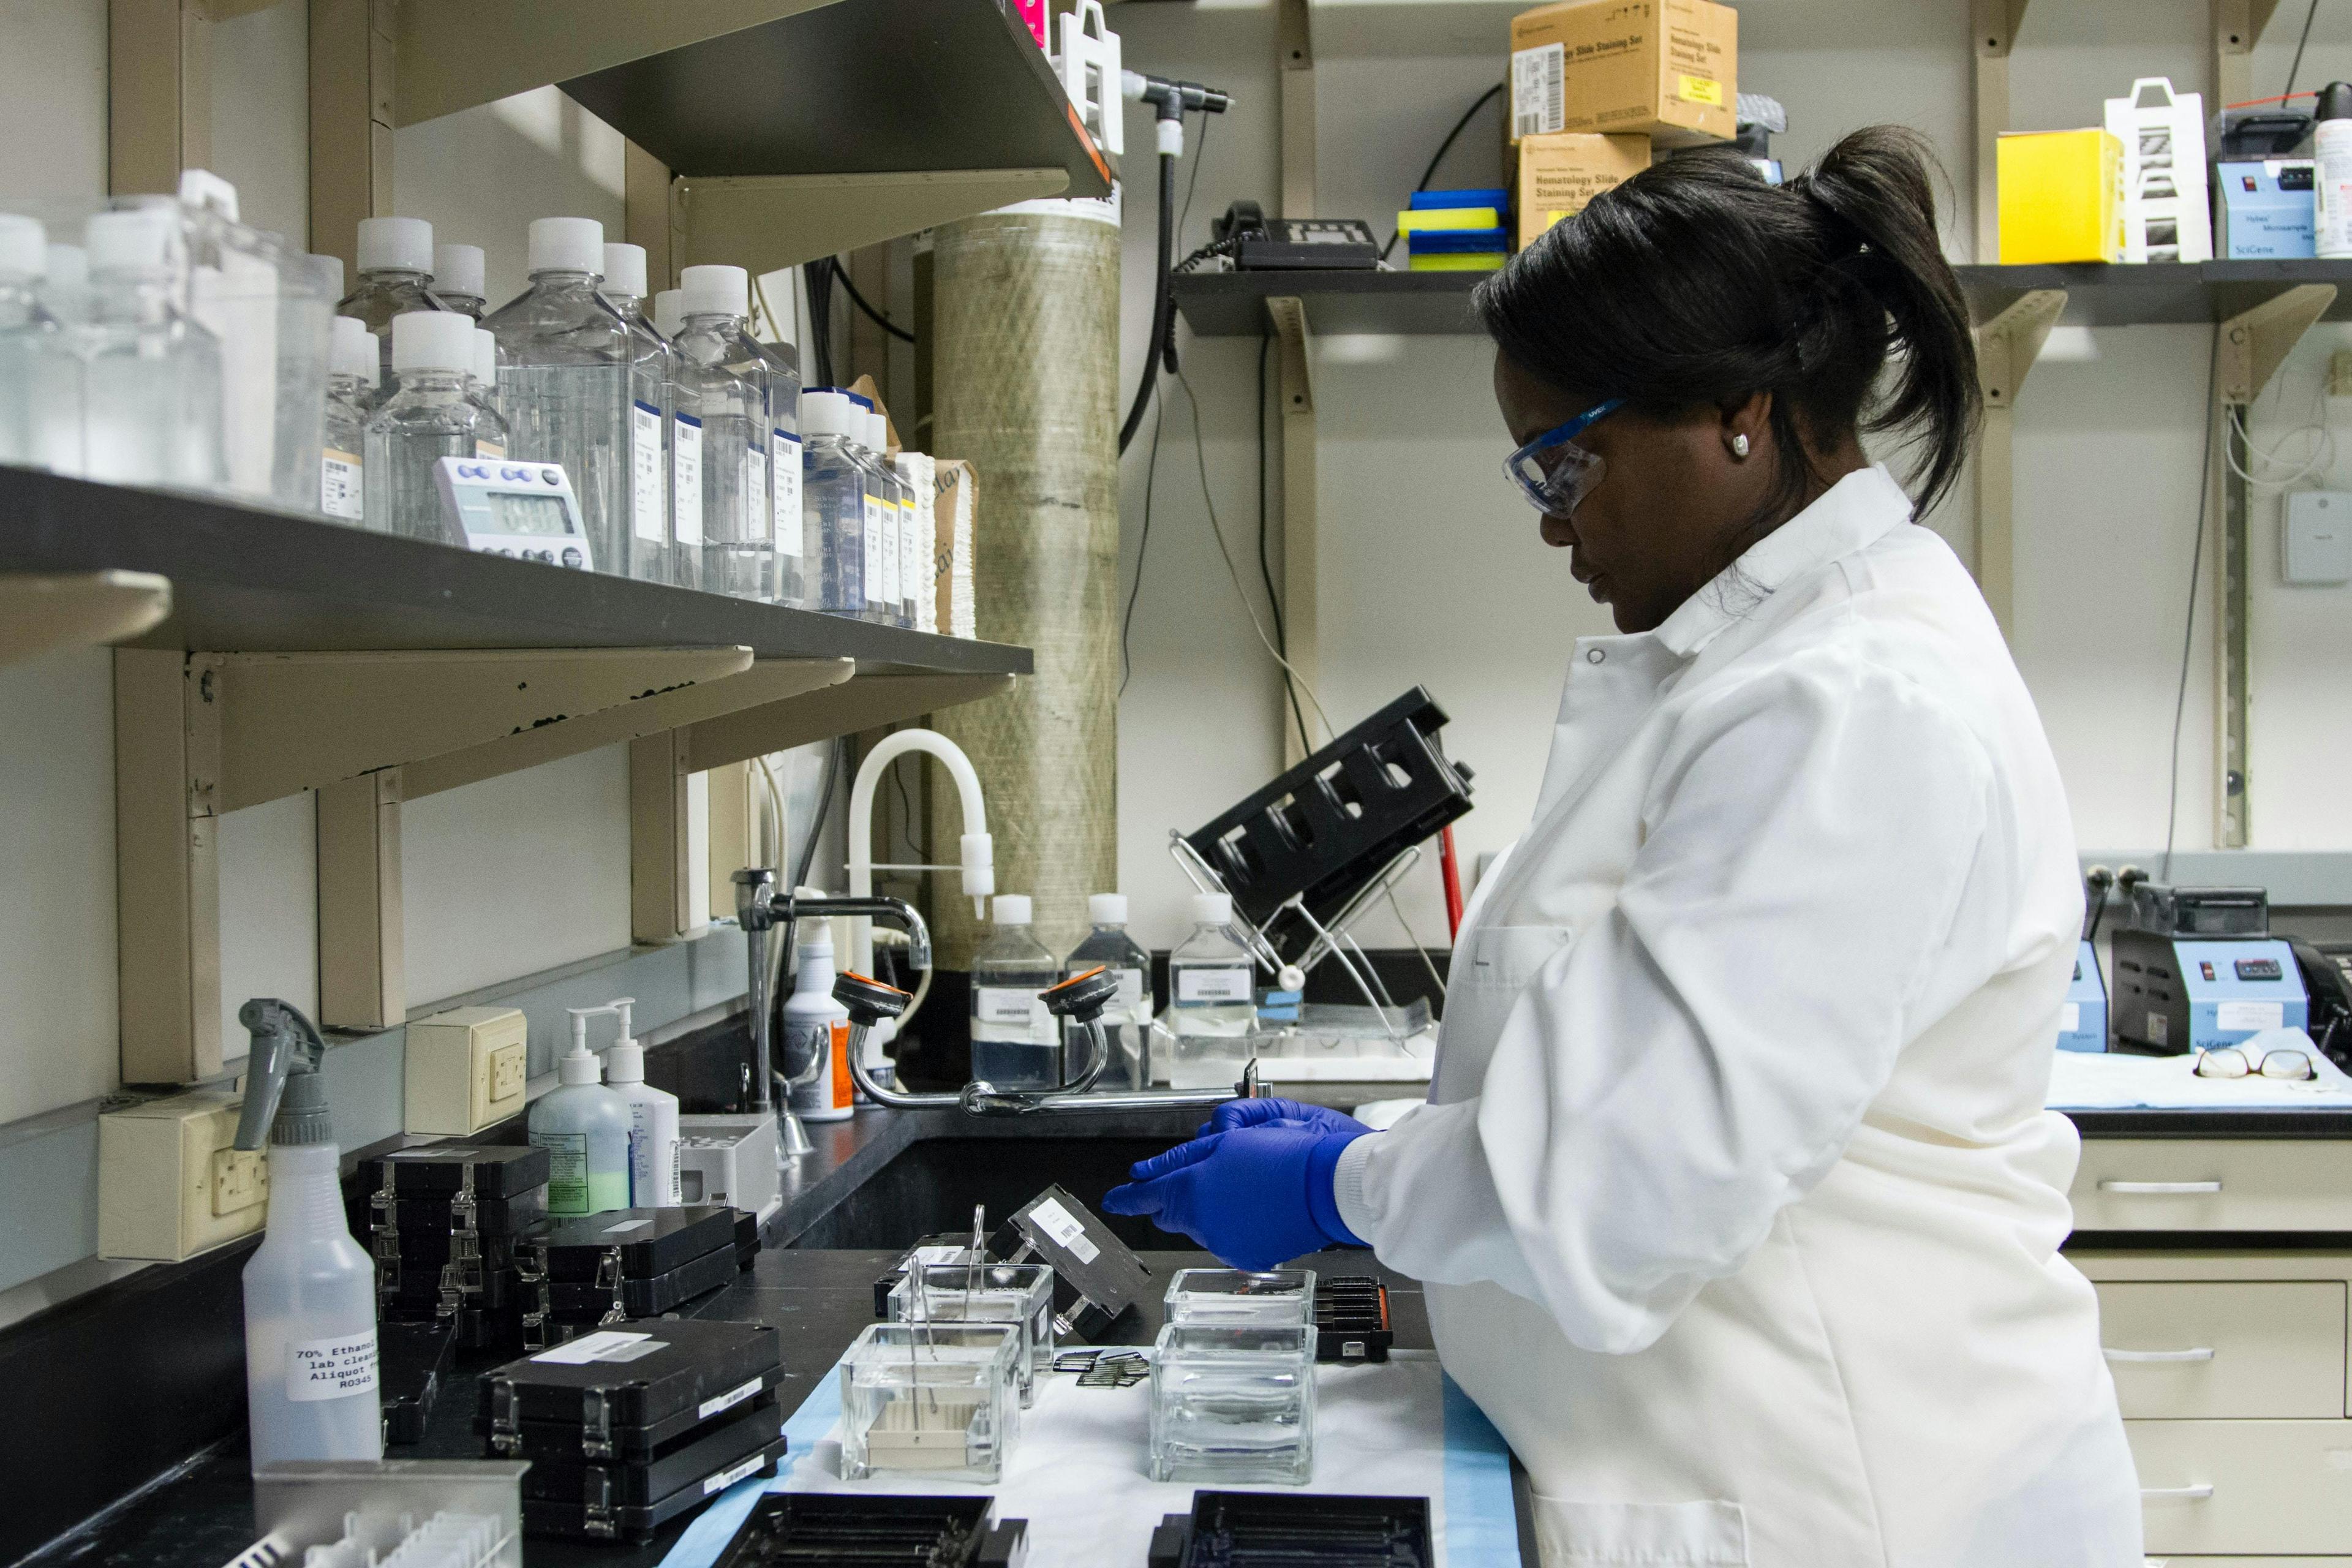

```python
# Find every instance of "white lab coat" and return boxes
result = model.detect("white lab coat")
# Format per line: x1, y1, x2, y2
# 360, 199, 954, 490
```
1333, 466, 2142, 1567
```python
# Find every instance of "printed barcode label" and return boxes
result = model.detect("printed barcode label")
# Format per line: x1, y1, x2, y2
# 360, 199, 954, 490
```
320, 450, 362, 521
1177, 967, 1253, 1004
698, 1375, 762, 1421
745, 442, 768, 545
1027, 1197, 1101, 1264
704, 1453, 765, 1495
631, 401, 664, 541
772, 431, 803, 557
532, 1329, 668, 1365
1512, 43, 1564, 137
673, 415, 704, 545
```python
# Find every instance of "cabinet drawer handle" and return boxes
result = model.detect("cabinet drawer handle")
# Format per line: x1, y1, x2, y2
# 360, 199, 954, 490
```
2097, 1180, 2223, 1194
2141, 1484, 2215, 1501
2104, 1347, 2215, 1363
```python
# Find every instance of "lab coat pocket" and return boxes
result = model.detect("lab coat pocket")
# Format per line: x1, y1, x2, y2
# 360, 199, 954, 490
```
1531, 1496, 1749, 1566
1432, 924, 1574, 1103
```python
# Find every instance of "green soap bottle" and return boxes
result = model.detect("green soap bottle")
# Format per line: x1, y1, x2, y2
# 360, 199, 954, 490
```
529, 1004, 635, 1216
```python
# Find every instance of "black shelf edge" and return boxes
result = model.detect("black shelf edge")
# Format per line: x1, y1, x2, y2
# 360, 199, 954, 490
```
2062, 1105, 2352, 1138
1171, 269, 1483, 337
0, 466, 1031, 677
559, 0, 1111, 198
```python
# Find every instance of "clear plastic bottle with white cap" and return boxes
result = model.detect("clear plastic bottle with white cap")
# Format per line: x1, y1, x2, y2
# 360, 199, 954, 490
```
363, 311, 502, 542
337, 216, 443, 393
0, 215, 64, 469
80, 207, 226, 488
42, 242, 89, 325
752, 323, 806, 607
867, 409, 916, 628
843, 396, 899, 625
431, 242, 486, 320
970, 894, 1062, 1091
481, 216, 631, 576
799, 388, 867, 617
601, 241, 675, 587
672, 263, 772, 600
651, 289, 701, 586
467, 328, 510, 451
319, 315, 375, 523
1166, 891, 1259, 1088
1065, 894, 1155, 1090
896, 448, 935, 632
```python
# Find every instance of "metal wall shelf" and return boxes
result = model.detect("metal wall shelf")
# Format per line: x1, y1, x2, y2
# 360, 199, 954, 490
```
1958, 260, 2352, 326
1172, 269, 1482, 338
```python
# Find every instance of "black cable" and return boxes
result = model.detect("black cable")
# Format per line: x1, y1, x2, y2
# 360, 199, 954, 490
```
2160, 332, 2222, 882
805, 261, 836, 387
1257, 331, 1310, 756
2286, 0, 2323, 104
829, 257, 916, 345
1380, 83, 1507, 261
1119, 394, 1168, 695
889, 753, 920, 864
790, 736, 845, 892
1119, 149, 1180, 453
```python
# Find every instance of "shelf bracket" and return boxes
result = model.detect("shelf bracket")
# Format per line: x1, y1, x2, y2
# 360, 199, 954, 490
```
1278, 0, 1317, 221
680, 669, 1015, 774
0, 571, 172, 669
676, 170, 1072, 277
1970, 0, 2029, 260
2211, 282, 2335, 850
307, 0, 397, 273
109, 0, 212, 198
1972, 287, 2065, 637
1265, 296, 1318, 768
2213, 0, 2285, 113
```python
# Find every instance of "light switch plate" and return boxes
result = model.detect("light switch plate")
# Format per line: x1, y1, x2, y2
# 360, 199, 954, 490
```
2285, 491, 2352, 584
404, 1005, 530, 1134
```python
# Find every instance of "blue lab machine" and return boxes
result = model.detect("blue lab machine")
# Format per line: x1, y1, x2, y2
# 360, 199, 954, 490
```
2110, 884, 2307, 1054
2057, 940, 2108, 1052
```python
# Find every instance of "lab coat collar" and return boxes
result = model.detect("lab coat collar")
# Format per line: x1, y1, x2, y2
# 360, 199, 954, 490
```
1650, 463, 1915, 660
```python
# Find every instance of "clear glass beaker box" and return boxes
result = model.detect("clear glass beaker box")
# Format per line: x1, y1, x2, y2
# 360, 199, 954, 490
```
1149, 1322, 1318, 1486
1166, 1267, 1315, 1327
889, 1262, 1057, 1407
839, 1322, 1021, 1483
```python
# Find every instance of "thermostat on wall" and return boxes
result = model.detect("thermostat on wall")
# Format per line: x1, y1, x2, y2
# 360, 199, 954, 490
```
2285, 491, 2352, 585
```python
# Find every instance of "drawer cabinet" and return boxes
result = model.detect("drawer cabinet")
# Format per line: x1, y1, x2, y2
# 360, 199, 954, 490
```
2095, 1280, 2346, 1419
2071, 1140, 2352, 1233
2128, 1420, 2352, 1556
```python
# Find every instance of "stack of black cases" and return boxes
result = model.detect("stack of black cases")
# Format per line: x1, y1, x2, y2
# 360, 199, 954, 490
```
516, 1204, 749, 1349
355, 1145, 552, 1354
482, 1319, 787, 1541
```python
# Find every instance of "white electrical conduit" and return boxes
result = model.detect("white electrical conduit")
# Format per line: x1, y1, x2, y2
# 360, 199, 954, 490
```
846, 730, 994, 1042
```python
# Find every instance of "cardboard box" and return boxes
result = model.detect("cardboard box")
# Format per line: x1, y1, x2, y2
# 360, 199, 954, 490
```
1509, 0, 1736, 148
1513, 132, 1651, 249
2215, 159, 2315, 258
934, 459, 976, 640
1996, 128, 2123, 263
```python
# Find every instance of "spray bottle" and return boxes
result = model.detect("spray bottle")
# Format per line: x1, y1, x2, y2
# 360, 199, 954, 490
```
532, 1006, 634, 1216
233, 998, 382, 1466
600, 997, 682, 1206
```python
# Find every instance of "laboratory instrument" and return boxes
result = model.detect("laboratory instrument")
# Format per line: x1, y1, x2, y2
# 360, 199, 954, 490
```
1148, 1491, 1431, 1568
365, 312, 505, 541
1166, 1267, 1315, 1326
380, 1318, 458, 1446
710, 1493, 1030, 1568
677, 1111, 786, 1223
320, 314, 374, 522
529, 1006, 635, 1216
2059, 942, 2108, 1053
891, 1262, 1057, 1407
799, 388, 867, 615
1311, 1275, 1395, 1363
780, 922, 854, 1123
2110, 883, 2310, 1054
80, 206, 227, 489
432, 455, 589, 566
672, 263, 774, 600
601, 1003, 681, 1206
1148, 1322, 1317, 1485
1167, 892, 1258, 1087
0, 214, 61, 468
601, 241, 674, 586
839, 1321, 1022, 1483
341, 216, 445, 390
972, 894, 1061, 1091
1066, 893, 1154, 1089
233, 998, 383, 1466
482, 217, 633, 578
432, 243, 486, 320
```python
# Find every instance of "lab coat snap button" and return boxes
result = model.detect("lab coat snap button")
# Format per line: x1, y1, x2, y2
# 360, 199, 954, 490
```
1586, 648, 1606, 665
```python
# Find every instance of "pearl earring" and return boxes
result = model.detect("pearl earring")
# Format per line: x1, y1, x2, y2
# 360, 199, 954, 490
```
1732, 434, 1750, 458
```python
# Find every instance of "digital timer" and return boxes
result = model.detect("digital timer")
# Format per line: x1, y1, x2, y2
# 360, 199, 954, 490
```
432, 456, 594, 570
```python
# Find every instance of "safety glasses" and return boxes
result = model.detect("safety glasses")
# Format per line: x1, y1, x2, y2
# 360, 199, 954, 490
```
1502, 396, 1625, 516
2193, 1045, 2315, 1080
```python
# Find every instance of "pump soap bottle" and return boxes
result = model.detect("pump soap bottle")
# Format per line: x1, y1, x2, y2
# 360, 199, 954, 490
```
233, 998, 382, 1467
532, 1006, 635, 1216
601, 997, 682, 1207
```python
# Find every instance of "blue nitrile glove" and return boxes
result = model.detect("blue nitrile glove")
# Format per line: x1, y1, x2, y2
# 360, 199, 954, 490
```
1199, 1096, 1370, 1139
1100, 1122, 1370, 1271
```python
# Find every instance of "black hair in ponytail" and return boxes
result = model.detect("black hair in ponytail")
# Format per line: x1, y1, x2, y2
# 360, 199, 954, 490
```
1474, 125, 1980, 519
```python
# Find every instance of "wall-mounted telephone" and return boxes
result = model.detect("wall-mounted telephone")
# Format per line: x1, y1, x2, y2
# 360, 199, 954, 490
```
1205, 201, 1381, 271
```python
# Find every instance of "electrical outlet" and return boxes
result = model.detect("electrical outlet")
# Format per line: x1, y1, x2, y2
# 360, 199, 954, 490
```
210, 1146, 268, 1216
405, 1005, 530, 1134
489, 1041, 526, 1102
99, 1089, 270, 1261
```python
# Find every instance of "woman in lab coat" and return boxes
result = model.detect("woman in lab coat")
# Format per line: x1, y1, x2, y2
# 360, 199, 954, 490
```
1104, 127, 2143, 1566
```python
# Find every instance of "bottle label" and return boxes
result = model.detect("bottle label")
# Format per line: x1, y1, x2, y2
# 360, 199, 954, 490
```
673, 415, 704, 545
631, 401, 664, 542
533, 1129, 592, 1214
1114, 968, 1150, 1025
974, 986, 1052, 1043
287, 1329, 379, 1403
864, 494, 888, 608
898, 497, 920, 608
320, 449, 363, 521
772, 431, 803, 557
877, 491, 902, 605
474, 439, 505, 460
1177, 967, 1253, 1005
745, 441, 768, 545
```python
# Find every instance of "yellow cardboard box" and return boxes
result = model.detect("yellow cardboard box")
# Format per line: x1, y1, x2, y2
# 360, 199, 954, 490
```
1513, 132, 1651, 249
1997, 128, 2124, 263
1508, 0, 1737, 148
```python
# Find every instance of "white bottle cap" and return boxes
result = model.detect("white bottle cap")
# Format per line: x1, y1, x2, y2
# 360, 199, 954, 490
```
557, 1043, 604, 1086
865, 410, 890, 453
357, 215, 432, 274
473, 326, 499, 385
680, 263, 749, 319
330, 315, 379, 385
1089, 893, 1128, 925
390, 309, 475, 374
434, 242, 484, 298
652, 288, 684, 337
994, 894, 1033, 926
527, 216, 604, 276
85, 208, 175, 274
602, 243, 649, 298
308, 252, 344, 301
0, 216, 46, 279
45, 243, 86, 291
605, 1040, 645, 1083
1191, 892, 1234, 926
798, 921, 836, 956
799, 389, 848, 437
